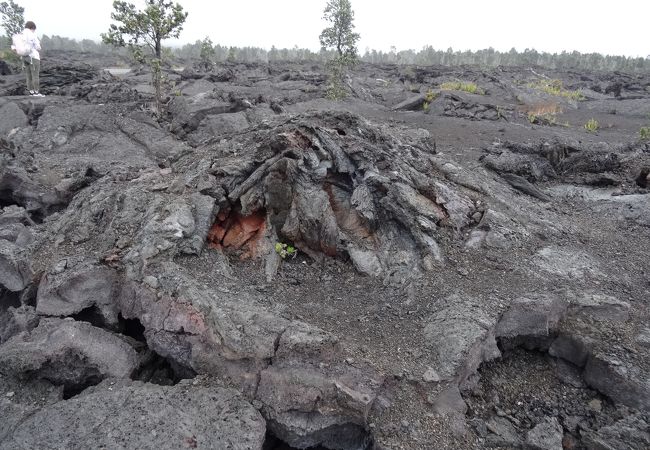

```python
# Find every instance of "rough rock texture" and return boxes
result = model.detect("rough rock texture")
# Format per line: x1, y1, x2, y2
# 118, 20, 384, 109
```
115, 264, 382, 448
0, 240, 32, 292
0, 318, 140, 390
0, 101, 29, 135
0, 375, 63, 443
525, 417, 563, 450
0, 380, 266, 450
1, 55, 649, 450
0, 305, 39, 345
36, 258, 121, 326
187, 111, 478, 278
582, 353, 650, 410
582, 414, 650, 450
496, 294, 567, 345
423, 295, 500, 383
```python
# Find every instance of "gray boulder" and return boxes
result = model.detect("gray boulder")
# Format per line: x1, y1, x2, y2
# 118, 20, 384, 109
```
582, 414, 650, 450
0, 380, 266, 450
36, 259, 121, 327
0, 102, 29, 136
496, 294, 567, 343
486, 416, 523, 447
583, 353, 650, 410
0, 305, 39, 345
526, 417, 563, 450
423, 295, 500, 382
0, 240, 32, 292
0, 318, 139, 389
46, 174, 217, 279
568, 292, 630, 322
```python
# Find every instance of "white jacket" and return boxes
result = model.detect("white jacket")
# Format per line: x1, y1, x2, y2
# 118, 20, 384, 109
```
23, 28, 41, 60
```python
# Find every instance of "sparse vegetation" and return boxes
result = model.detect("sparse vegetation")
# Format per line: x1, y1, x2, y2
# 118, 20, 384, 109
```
584, 119, 600, 133
640, 126, 650, 141
227, 46, 236, 62
528, 79, 584, 101
325, 56, 353, 100
423, 88, 437, 112
320, 0, 360, 100
439, 80, 485, 95
0, 0, 24, 65
528, 112, 557, 126
0, 0, 24, 43
275, 242, 297, 259
525, 103, 563, 126
101, 0, 188, 116
199, 36, 215, 69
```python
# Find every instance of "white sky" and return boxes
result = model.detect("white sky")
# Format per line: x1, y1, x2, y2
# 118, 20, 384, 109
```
16, 0, 650, 57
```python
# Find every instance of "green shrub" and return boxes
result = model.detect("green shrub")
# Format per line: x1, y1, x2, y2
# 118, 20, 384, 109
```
529, 79, 584, 101
423, 88, 437, 112
439, 81, 485, 95
584, 119, 599, 133
640, 126, 650, 141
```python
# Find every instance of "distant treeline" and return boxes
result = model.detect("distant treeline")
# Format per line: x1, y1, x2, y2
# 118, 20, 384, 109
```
6, 35, 650, 72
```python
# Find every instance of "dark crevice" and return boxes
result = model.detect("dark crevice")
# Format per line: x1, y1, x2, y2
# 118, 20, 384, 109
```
71, 305, 109, 329
1, 288, 22, 310
262, 431, 329, 450
26, 103, 47, 127
19, 283, 38, 307
133, 352, 196, 386
0, 190, 46, 225
118, 313, 146, 342
48, 315, 197, 400
262, 423, 374, 450
636, 168, 649, 188
119, 315, 197, 385
0, 191, 20, 211
62, 374, 103, 400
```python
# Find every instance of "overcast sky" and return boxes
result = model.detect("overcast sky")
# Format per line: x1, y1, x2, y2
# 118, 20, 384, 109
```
16, 0, 650, 57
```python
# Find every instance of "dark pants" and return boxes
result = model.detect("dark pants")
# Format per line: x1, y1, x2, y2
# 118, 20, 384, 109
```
24, 57, 40, 92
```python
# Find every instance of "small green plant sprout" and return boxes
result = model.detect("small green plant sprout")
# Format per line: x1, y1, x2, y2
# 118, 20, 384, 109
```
275, 242, 297, 259
584, 118, 599, 133
640, 126, 650, 141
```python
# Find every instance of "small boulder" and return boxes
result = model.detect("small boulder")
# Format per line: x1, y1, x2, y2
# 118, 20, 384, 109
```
0, 380, 266, 450
0, 318, 139, 390
0, 240, 32, 292
526, 417, 563, 450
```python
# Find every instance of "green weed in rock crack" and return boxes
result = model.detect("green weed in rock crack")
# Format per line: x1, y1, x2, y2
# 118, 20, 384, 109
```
275, 242, 297, 259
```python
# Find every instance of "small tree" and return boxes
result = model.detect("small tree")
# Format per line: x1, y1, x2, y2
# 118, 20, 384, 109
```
319, 0, 360, 58
199, 36, 215, 69
102, 0, 188, 115
0, 0, 24, 46
227, 46, 236, 62
319, 0, 360, 100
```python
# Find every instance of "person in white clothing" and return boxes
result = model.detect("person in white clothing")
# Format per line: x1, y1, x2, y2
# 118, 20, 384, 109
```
22, 21, 43, 97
